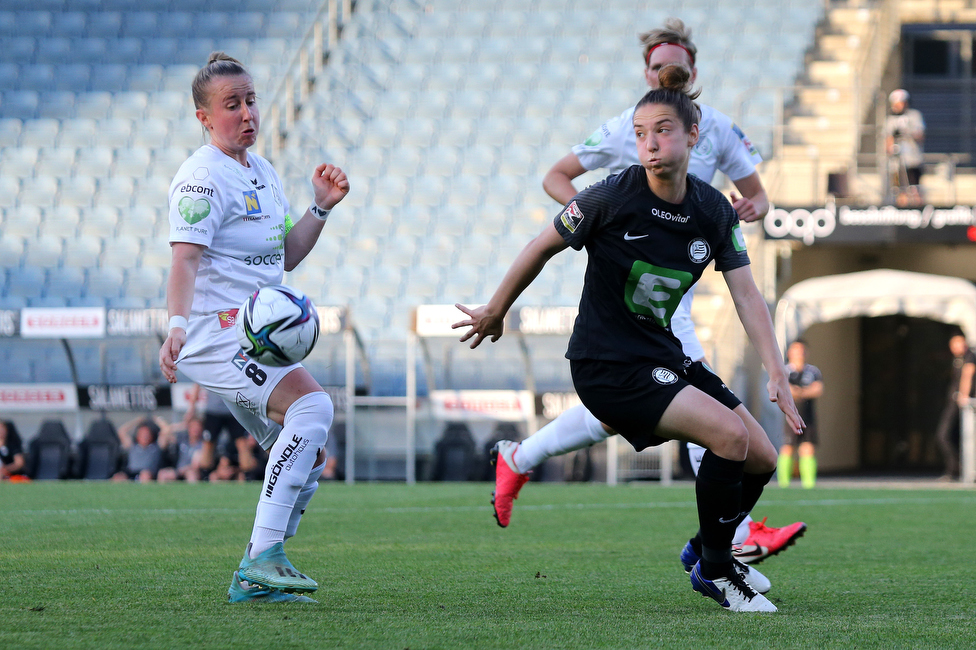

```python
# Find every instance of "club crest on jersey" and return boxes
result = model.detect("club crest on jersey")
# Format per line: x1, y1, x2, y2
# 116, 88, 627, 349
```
243, 190, 261, 215
652, 367, 678, 385
694, 135, 713, 156
688, 237, 710, 263
560, 201, 584, 233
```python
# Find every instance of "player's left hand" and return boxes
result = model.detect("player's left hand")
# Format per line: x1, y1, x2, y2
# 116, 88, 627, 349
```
730, 192, 761, 223
312, 163, 350, 210
768, 372, 805, 435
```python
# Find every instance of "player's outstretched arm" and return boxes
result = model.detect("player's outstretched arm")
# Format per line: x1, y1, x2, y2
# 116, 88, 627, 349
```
284, 163, 350, 271
160, 243, 204, 384
723, 265, 805, 434
453, 223, 568, 349
542, 153, 587, 206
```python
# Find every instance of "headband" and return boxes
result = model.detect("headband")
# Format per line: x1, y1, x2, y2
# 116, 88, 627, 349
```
644, 42, 695, 66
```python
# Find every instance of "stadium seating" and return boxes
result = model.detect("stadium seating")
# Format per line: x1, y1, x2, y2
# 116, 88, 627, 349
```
76, 418, 122, 480
0, 0, 822, 393
27, 420, 73, 480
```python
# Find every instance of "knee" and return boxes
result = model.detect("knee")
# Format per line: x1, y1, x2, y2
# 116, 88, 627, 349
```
714, 419, 749, 460
284, 391, 334, 444
751, 444, 777, 473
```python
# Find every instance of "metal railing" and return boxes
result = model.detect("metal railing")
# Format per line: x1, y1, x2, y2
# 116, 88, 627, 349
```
257, 0, 353, 161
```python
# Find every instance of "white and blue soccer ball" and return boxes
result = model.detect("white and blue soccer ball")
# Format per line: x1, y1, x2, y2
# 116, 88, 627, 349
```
235, 284, 320, 366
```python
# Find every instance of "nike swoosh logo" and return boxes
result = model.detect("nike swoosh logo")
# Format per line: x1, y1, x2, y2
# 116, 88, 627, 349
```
623, 232, 648, 240
718, 516, 739, 523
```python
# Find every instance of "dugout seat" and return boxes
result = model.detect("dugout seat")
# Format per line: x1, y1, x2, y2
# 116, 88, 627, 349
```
27, 420, 73, 481
76, 418, 121, 480
430, 422, 479, 482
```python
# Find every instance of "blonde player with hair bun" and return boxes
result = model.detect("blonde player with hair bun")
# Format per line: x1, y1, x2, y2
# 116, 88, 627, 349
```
159, 52, 349, 604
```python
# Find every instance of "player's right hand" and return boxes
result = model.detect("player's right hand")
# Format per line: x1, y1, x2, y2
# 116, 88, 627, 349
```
159, 330, 186, 384
452, 303, 504, 349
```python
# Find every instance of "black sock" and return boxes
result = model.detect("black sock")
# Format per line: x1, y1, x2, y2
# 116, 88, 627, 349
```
690, 532, 702, 556
696, 450, 745, 578
740, 469, 775, 520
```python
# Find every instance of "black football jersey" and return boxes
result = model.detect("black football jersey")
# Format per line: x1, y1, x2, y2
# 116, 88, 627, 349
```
554, 165, 750, 367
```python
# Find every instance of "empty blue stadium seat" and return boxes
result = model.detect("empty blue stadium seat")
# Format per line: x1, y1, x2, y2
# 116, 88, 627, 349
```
86, 12, 123, 38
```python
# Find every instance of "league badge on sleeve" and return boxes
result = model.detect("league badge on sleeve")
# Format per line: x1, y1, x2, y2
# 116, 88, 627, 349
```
731, 223, 747, 252
731, 123, 759, 157
560, 200, 585, 233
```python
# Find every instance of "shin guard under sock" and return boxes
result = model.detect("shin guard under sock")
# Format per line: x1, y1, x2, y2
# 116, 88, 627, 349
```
696, 450, 745, 578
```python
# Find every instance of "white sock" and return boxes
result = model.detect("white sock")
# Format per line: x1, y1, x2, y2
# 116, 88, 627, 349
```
249, 527, 285, 558
513, 404, 609, 472
248, 392, 333, 559
733, 515, 754, 546
687, 442, 706, 475
285, 461, 325, 540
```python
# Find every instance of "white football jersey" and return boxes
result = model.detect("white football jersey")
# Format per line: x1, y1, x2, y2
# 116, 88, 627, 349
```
168, 144, 292, 315
571, 102, 762, 361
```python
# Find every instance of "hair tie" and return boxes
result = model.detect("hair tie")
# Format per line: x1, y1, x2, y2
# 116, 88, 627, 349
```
645, 42, 695, 66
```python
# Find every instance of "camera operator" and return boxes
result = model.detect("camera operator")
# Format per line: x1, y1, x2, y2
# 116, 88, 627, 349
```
885, 89, 926, 206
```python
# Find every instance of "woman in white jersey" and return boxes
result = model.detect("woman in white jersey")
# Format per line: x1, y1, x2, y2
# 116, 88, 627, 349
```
158, 52, 349, 604
491, 19, 806, 566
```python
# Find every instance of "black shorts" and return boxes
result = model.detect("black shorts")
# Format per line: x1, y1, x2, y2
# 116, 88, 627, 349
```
202, 412, 247, 443
570, 358, 742, 452
782, 422, 818, 447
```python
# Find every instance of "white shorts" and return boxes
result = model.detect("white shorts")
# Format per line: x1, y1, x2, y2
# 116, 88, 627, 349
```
176, 311, 301, 450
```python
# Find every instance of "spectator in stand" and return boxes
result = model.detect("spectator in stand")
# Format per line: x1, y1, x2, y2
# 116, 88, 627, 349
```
112, 415, 167, 483
0, 420, 27, 480
187, 383, 256, 478
240, 434, 270, 482
158, 415, 207, 483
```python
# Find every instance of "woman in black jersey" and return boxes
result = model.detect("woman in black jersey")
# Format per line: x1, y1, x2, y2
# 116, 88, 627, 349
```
454, 66, 803, 613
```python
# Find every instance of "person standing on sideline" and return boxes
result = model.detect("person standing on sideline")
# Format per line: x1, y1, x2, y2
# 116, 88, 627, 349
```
885, 89, 926, 207
778, 340, 823, 489
934, 332, 975, 480
455, 67, 803, 611
159, 52, 349, 604
493, 18, 806, 567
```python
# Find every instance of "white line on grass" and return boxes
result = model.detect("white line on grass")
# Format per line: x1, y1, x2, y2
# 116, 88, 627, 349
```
6, 495, 974, 518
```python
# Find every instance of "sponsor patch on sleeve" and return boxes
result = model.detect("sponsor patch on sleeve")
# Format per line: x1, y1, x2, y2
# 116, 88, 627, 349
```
583, 123, 610, 147
731, 223, 747, 252
178, 196, 211, 224
560, 200, 584, 233
731, 123, 759, 157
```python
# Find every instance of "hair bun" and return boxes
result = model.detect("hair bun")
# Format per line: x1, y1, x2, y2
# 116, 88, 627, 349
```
657, 63, 691, 91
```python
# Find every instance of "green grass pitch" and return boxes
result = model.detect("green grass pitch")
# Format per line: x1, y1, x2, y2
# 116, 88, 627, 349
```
2, 481, 975, 649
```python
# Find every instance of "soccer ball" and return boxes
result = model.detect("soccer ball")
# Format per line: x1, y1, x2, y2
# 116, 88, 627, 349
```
236, 284, 320, 366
